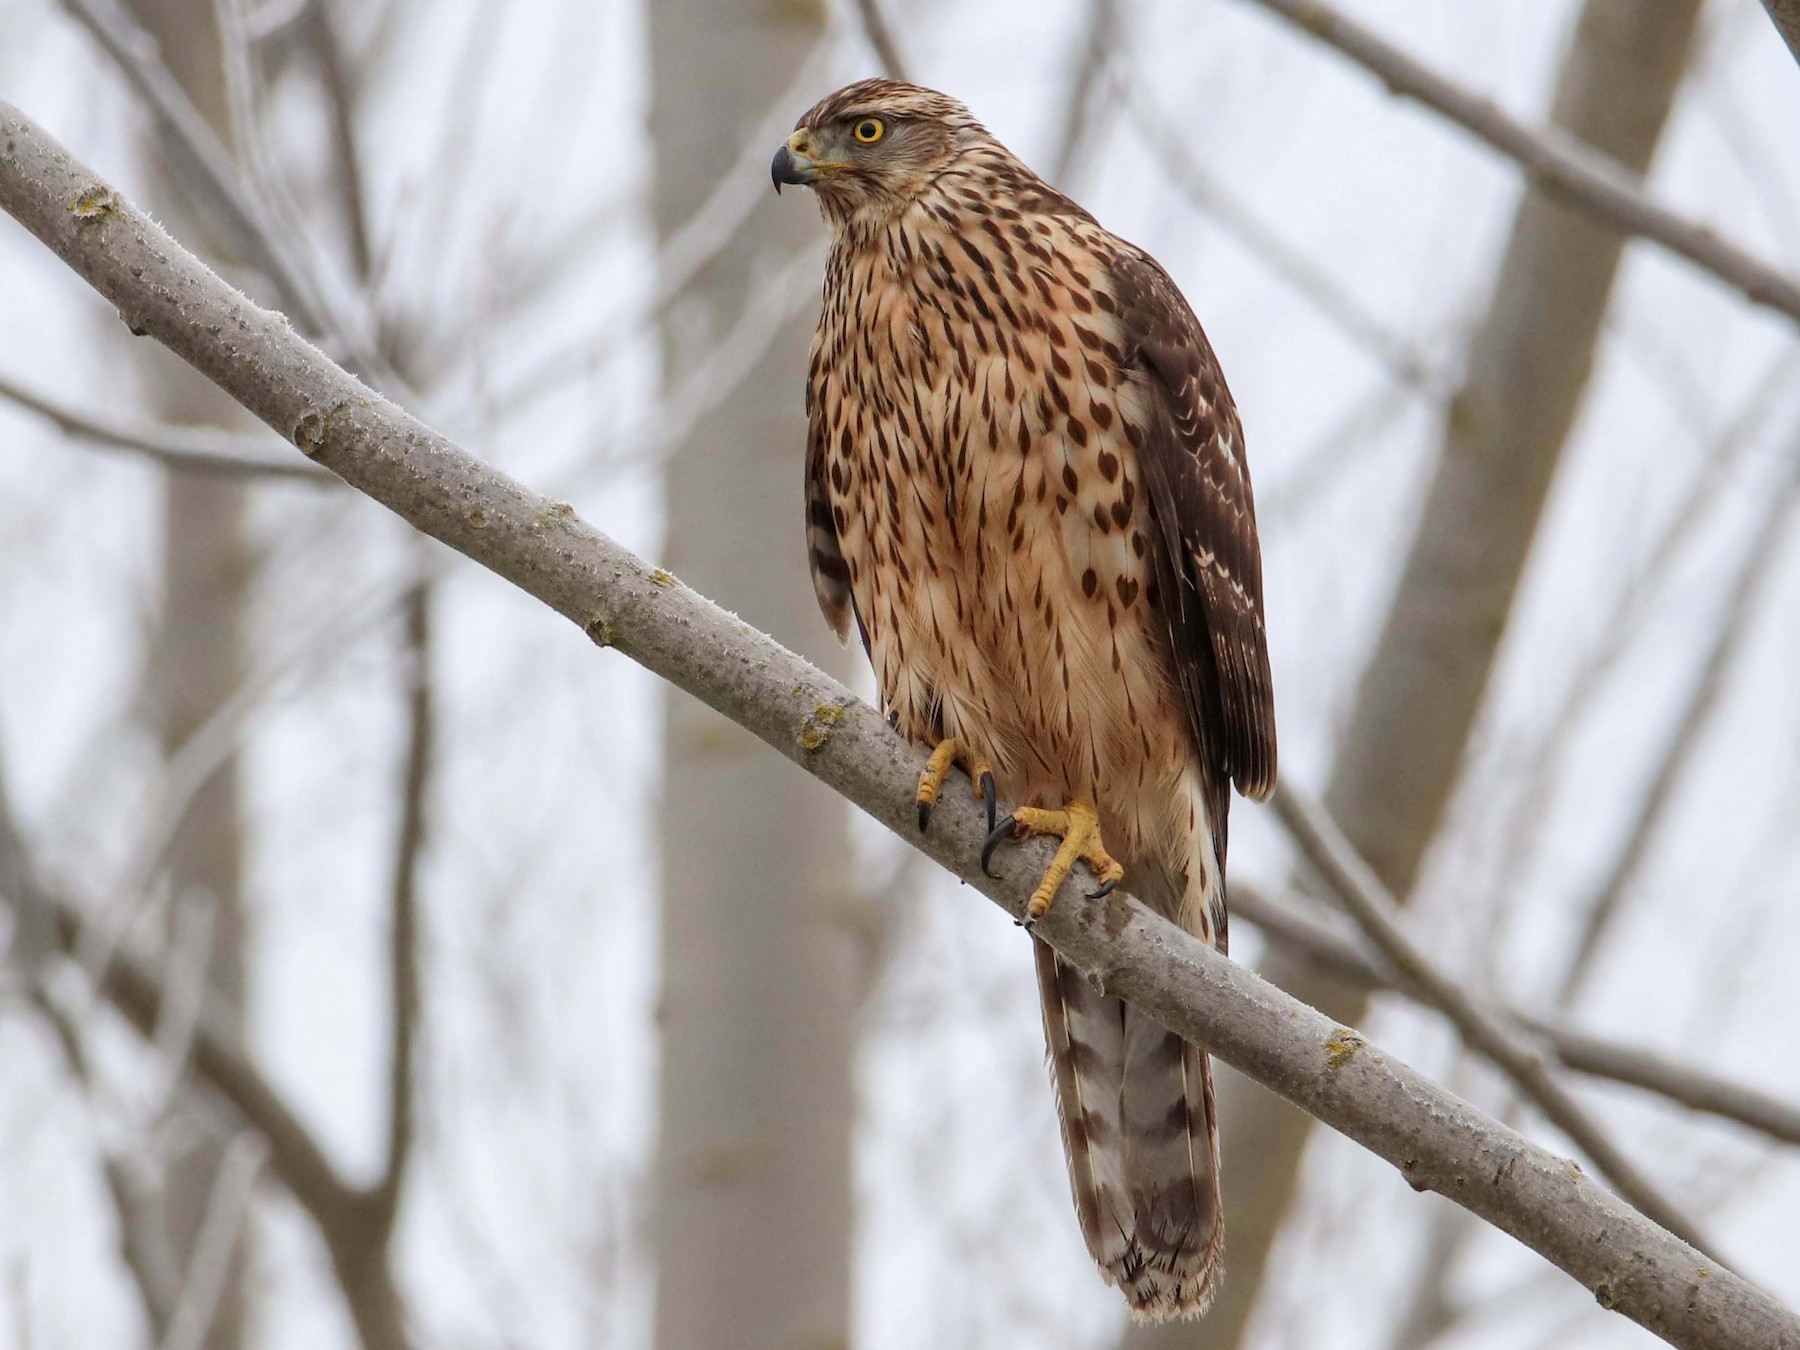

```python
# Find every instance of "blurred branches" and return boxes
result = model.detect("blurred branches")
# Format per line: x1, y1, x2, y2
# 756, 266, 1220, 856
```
0, 367, 335, 480
1556, 447, 1800, 1006
5, 104, 1797, 1350
1206, 3, 1712, 1337
1231, 884, 1800, 1148
852, 0, 908, 83
1235, 0, 1800, 326
1275, 782, 1712, 1253
1117, 74, 1447, 396
371, 585, 430, 1244
61, 0, 404, 391
0, 832, 412, 1349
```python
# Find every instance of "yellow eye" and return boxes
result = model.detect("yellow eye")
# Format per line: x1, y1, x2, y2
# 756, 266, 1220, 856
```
853, 118, 885, 144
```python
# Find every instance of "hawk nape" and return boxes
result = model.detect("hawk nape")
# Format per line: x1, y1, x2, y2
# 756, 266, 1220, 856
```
773, 80, 1275, 1322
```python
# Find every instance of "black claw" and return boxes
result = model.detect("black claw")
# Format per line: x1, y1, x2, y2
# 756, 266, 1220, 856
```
887, 709, 900, 730
979, 772, 998, 835
917, 799, 932, 832
1086, 878, 1120, 901
1019, 913, 1037, 932
981, 815, 1018, 879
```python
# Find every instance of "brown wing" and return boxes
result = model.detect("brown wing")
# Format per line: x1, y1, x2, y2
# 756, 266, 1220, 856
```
803, 347, 861, 649
1109, 247, 1276, 806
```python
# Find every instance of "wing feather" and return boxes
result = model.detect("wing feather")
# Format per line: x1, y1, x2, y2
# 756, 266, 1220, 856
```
1109, 247, 1276, 805
804, 346, 861, 649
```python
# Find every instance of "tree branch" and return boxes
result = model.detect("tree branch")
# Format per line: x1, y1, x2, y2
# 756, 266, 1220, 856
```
1235, 0, 1800, 328
34, 891, 412, 1350
1556, 448, 1800, 1005
1765, 0, 1800, 69
60, 0, 405, 394
1231, 884, 1800, 1150
3, 100, 1796, 1350
0, 366, 335, 480
852, 0, 908, 82
1275, 783, 1710, 1256
0, 633, 408, 1350
1117, 73, 1446, 396
370, 585, 428, 1237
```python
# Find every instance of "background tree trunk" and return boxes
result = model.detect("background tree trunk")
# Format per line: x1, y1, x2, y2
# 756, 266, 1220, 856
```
646, 5, 860, 1348
1136, 2, 1707, 1345
123, 1, 257, 1346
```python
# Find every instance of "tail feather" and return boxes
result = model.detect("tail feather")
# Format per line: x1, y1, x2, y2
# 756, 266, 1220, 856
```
1036, 861, 1224, 1322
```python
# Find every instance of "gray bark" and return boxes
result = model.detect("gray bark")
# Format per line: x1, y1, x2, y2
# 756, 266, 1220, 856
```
9, 101, 1800, 1349
1186, 4, 1707, 1346
645, 7, 859, 1349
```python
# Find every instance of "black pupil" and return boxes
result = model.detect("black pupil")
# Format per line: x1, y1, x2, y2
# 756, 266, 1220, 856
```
859, 121, 877, 138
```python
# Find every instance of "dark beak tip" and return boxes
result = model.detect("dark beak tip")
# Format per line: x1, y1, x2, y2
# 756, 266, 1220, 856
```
771, 145, 793, 194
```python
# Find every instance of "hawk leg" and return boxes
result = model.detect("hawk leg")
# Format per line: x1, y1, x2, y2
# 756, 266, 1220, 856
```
981, 801, 1126, 928
915, 737, 998, 833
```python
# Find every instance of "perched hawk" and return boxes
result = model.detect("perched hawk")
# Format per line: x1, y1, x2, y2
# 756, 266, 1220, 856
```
774, 80, 1275, 1321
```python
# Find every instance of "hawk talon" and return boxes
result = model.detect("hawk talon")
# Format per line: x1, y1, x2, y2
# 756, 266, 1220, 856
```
981, 815, 1021, 879
915, 736, 996, 835
987, 802, 1125, 924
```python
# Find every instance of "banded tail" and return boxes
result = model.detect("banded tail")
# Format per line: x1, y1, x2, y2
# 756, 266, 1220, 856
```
1035, 861, 1224, 1321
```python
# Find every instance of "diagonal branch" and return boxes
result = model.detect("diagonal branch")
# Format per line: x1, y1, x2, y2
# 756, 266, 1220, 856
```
1231, 884, 1800, 1149
852, 0, 908, 82
1235, 0, 1800, 328
3, 101, 1796, 1350
1274, 783, 1712, 1256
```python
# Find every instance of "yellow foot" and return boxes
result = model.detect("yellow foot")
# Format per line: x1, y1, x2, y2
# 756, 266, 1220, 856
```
980, 800, 1126, 928
915, 737, 997, 833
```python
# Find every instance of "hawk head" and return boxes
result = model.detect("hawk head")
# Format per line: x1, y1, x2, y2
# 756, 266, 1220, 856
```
771, 79, 979, 226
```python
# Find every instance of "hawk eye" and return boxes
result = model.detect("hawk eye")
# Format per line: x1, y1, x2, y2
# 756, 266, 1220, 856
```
852, 118, 885, 144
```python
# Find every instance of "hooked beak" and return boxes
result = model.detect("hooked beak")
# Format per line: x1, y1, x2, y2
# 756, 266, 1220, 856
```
771, 130, 845, 193
770, 143, 811, 192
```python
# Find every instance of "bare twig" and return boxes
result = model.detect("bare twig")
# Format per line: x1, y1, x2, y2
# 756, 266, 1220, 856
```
24, 985, 181, 1338
22, 886, 413, 1350
1236, 0, 1800, 328
1272, 783, 1717, 1257
1048, 0, 1119, 188
59, 0, 324, 328
1118, 74, 1447, 395
5, 104, 1793, 1350
0, 368, 335, 480
852, 0, 908, 81
1557, 448, 1800, 1005
61, 0, 405, 395
1765, 0, 1800, 68
157, 1132, 264, 1350
371, 586, 429, 1235
304, 5, 374, 286
1231, 884, 1800, 1148
0, 677, 408, 1350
